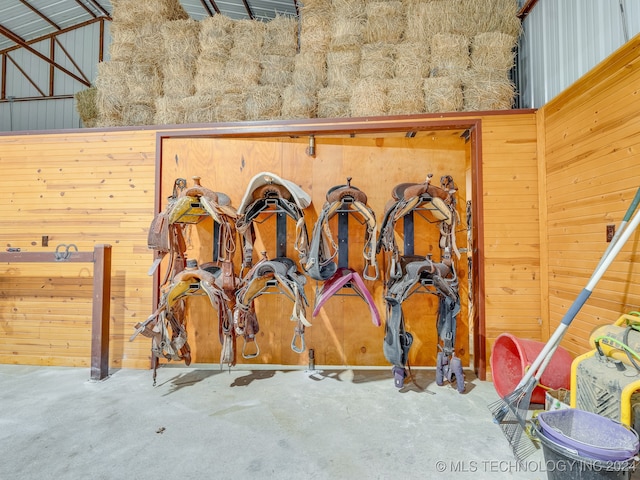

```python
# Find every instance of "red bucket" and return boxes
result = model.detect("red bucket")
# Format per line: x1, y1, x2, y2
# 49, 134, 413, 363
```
490, 333, 573, 405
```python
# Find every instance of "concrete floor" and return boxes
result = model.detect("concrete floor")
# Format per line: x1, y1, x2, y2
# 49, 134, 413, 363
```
0, 363, 618, 480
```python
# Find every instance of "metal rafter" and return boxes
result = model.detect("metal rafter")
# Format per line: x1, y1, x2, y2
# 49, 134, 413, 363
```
209, 0, 221, 14
18, 0, 61, 30
241, 0, 254, 19
0, 23, 90, 87
74, 0, 97, 18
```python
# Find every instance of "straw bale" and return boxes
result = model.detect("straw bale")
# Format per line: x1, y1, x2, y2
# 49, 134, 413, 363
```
317, 86, 351, 118
393, 42, 429, 79
332, 0, 366, 18
163, 61, 197, 98
75, 87, 98, 128
95, 114, 124, 128
299, 0, 331, 8
360, 43, 394, 79
162, 19, 201, 62
95, 61, 129, 116
194, 57, 229, 94
232, 19, 266, 53
364, 1, 405, 44
263, 15, 298, 57
326, 49, 360, 88
386, 77, 425, 115
419, 0, 471, 36
125, 63, 163, 103
108, 23, 138, 61
223, 51, 262, 92
423, 76, 463, 112
463, 73, 514, 111
292, 52, 327, 91
122, 103, 156, 126
429, 33, 469, 77
259, 55, 294, 86
111, 0, 188, 27
470, 32, 516, 73
155, 96, 186, 125
468, 0, 521, 36
199, 15, 234, 58
182, 93, 223, 124
216, 92, 247, 122
245, 85, 283, 121
329, 17, 365, 50
300, 10, 331, 54
128, 23, 165, 66
350, 78, 388, 117
281, 85, 318, 119
403, 0, 428, 43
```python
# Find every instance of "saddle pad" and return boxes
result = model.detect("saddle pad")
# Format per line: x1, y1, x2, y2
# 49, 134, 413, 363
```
238, 172, 312, 213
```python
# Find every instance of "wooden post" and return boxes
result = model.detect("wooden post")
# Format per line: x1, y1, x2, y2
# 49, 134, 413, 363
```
91, 244, 112, 381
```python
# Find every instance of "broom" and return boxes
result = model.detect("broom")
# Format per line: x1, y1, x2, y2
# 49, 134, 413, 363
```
489, 186, 640, 462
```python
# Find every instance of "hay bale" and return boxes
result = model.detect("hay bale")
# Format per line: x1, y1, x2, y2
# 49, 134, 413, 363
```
429, 33, 469, 77
330, 17, 365, 50
360, 43, 394, 79
470, 31, 516, 73
125, 63, 163, 103
182, 93, 222, 124
155, 96, 185, 125
127, 23, 165, 66
161, 20, 200, 98
364, 1, 404, 44
122, 103, 156, 126
469, 0, 521, 37
423, 77, 463, 112
263, 15, 298, 57
75, 87, 98, 127
108, 23, 137, 61
292, 52, 327, 91
317, 86, 351, 118
194, 57, 229, 94
111, 0, 188, 26
95, 61, 129, 117
393, 42, 429, 79
281, 85, 317, 119
260, 55, 294, 86
245, 85, 283, 121
463, 72, 515, 110
216, 92, 247, 122
326, 48, 360, 88
420, 0, 470, 36
403, 0, 428, 43
232, 19, 266, 53
350, 78, 387, 117
300, 5, 331, 53
387, 77, 425, 115
199, 14, 235, 57
223, 51, 262, 92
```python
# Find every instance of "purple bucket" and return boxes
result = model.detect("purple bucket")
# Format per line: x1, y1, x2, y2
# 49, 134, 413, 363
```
538, 409, 639, 462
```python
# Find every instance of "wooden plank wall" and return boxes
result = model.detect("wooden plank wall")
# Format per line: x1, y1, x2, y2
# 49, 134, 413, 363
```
0, 129, 157, 368
0, 112, 540, 373
158, 132, 469, 368
540, 34, 640, 358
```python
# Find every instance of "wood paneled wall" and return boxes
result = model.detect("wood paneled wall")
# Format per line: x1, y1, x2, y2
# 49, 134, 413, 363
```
540, 34, 640, 358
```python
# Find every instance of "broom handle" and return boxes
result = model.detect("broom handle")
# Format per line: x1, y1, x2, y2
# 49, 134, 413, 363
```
516, 205, 640, 388
531, 187, 640, 382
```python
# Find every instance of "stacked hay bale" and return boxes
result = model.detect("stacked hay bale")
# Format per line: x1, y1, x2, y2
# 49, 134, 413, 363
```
245, 15, 297, 121
283, 0, 330, 119
318, 0, 365, 118
96, 0, 188, 126
75, 87, 98, 127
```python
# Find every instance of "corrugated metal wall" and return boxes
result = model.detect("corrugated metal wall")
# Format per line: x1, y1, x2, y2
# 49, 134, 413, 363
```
0, 21, 109, 131
517, 0, 640, 108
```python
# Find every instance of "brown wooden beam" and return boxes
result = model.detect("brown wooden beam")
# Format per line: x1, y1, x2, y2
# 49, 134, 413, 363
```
91, 244, 112, 381
0, 24, 90, 87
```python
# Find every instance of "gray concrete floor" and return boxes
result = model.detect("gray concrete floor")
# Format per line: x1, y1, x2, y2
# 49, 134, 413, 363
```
0, 363, 589, 480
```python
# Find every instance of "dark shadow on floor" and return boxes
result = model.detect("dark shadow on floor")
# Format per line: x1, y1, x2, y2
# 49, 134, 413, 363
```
229, 369, 277, 387
160, 369, 223, 395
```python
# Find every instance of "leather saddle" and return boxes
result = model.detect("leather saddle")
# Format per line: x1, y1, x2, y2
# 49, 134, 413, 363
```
305, 178, 379, 282
312, 267, 381, 326
234, 255, 310, 356
130, 260, 235, 382
236, 172, 311, 271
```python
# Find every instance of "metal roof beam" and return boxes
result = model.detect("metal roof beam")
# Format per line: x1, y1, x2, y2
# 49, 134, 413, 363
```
241, 0, 254, 19
0, 23, 90, 87
74, 0, 97, 18
18, 0, 61, 30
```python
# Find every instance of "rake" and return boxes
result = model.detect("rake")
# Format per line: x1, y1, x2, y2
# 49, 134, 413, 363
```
489, 186, 640, 462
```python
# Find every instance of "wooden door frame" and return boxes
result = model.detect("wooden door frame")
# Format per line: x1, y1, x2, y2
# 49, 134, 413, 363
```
154, 113, 487, 379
